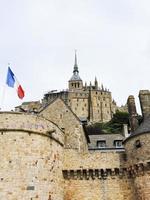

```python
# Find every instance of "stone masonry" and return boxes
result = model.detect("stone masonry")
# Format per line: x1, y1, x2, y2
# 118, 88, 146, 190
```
1, 89, 150, 199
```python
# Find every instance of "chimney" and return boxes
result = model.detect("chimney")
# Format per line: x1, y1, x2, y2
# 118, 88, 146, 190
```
139, 90, 150, 119
127, 95, 139, 132
123, 124, 129, 138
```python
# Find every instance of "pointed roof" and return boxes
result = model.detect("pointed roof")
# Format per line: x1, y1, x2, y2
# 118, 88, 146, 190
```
73, 50, 78, 73
95, 76, 98, 83
69, 51, 82, 81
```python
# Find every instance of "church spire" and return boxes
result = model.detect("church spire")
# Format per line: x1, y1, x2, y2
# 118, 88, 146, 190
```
94, 76, 98, 89
69, 51, 83, 90
73, 50, 79, 74
69, 51, 82, 81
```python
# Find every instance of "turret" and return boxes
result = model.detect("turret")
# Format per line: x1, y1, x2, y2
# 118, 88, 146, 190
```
139, 90, 150, 119
101, 84, 104, 91
68, 51, 83, 91
94, 77, 98, 90
127, 95, 139, 132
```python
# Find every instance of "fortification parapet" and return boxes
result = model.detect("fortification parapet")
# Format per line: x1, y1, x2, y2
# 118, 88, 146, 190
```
0, 112, 64, 145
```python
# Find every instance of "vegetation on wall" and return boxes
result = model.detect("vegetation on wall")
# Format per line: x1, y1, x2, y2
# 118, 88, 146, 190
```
86, 111, 130, 134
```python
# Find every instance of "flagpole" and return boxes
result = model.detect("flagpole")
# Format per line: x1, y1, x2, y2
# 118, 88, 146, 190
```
1, 84, 6, 111
1, 63, 10, 111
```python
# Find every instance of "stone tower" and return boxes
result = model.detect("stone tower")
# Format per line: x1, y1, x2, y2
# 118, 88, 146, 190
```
68, 51, 83, 91
124, 90, 150, 199
139, 90, 150, 119
127, 95, 139, 132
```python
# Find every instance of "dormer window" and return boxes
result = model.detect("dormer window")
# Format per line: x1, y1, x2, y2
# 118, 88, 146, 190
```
114, 140, 123, 148
97, 140, 106, 148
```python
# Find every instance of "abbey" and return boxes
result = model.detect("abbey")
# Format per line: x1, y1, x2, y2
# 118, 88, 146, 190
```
0, 56, 150, 200
42, 52, 118, 123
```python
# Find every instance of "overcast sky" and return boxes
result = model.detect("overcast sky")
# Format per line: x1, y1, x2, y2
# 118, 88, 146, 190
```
0, 0, 150, 112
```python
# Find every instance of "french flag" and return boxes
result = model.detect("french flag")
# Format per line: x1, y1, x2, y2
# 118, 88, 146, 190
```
6, 67, 25, 99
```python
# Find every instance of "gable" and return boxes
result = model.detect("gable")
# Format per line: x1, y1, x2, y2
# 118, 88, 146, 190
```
39, 98, 88, 152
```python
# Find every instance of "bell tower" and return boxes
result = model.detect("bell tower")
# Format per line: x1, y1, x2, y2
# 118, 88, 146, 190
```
68, 51, 83, 91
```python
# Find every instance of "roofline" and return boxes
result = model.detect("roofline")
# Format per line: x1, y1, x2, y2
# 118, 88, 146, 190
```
39, 97, 90, 143
123, 131, 150, 144
39, 97, 81, 123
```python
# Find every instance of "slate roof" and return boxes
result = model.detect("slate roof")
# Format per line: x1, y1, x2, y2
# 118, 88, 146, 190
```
69, 73, 82, 81
134, 115, 150, 135
88, 133, 124, 149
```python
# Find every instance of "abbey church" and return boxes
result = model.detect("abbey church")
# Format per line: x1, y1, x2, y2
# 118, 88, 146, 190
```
42, 52, 118, 123
0, 55, 150, 200
16, 53, 124, 122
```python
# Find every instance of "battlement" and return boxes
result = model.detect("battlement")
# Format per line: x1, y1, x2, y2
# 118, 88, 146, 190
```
63, 161, 150, 180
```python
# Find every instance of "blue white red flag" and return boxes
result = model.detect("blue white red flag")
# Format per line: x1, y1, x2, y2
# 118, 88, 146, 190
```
6, 67, 25, 99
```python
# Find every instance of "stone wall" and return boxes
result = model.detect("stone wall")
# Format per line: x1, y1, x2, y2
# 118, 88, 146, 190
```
68, 92, 89, 119
63, 149, 124, 169
40, 98, 88, 152
0, 112, 64, 200
90, 90, 112, 123
42, 89, 116, 123
139, 90, 150, 119
124, 133, 150, 167
64, 177, 135, 200
63, 149, 136, 200
1, 110, 150, 199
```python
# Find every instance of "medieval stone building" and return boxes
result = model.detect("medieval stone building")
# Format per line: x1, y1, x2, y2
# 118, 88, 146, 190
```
0, 56, 150, 199
42, 52, 118, 123
0, 90, 150, 200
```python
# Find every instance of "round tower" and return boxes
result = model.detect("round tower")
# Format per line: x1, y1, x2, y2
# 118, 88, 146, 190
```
124, 91, 150, 199
0, 112, 64, 200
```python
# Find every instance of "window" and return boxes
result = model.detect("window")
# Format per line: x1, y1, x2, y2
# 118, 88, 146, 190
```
114, 140, 123, 148
135, 140, 141, 148
97, 140, 106, 148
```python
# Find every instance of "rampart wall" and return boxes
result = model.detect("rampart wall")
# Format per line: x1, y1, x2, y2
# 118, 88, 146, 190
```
0, 112, 64, 200
63, 149, 136, 200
